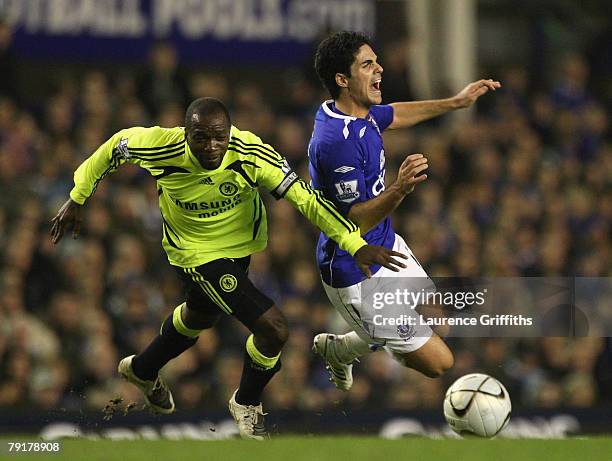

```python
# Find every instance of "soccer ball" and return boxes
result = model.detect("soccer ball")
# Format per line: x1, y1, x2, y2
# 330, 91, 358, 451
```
443, 373, 511, 438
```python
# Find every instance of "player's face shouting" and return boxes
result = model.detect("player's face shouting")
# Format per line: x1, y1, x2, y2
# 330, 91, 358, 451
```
186, 112, 231, 170
347, 44, 383, 108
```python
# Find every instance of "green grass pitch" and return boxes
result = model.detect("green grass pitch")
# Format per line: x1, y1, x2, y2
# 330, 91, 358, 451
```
2, 436, 611, 461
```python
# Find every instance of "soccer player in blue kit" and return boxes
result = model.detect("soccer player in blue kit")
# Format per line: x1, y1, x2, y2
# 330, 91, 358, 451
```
309, 31, 501, 390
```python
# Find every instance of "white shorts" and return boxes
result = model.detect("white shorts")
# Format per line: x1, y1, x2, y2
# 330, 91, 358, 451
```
322, 234, 434, 354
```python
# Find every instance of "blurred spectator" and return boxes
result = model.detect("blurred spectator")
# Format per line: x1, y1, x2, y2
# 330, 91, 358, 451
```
137, 41, 189, 119
551, 53, 592, 110
380, 37, 415, 104
0, 17, 17, 101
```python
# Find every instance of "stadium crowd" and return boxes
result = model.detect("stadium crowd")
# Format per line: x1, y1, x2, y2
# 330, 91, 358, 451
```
0, 39, 610, 414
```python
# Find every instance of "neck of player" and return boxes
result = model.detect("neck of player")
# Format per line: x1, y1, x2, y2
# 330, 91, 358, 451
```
334, 95, 370, 119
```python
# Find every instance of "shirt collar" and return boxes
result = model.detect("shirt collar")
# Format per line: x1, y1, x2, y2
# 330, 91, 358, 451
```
321, 100, 357, 121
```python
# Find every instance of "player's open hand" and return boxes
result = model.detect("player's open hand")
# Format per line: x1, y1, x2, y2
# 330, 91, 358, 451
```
394, 153, 429, 195
354, 245, 408, 278
452, 79, 501, 108
50, 199, 83, 244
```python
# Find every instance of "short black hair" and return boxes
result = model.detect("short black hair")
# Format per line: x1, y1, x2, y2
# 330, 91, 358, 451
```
314, 31, 374, 100
184, 97, 231, 129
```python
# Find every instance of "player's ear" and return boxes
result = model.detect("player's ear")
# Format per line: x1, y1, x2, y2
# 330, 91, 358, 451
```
335, 73, 349, 89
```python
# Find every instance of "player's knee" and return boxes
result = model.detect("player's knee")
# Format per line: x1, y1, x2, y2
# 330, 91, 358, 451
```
268, 313, 289, 348
253, 307, 289, 351
183, 303, 219, 330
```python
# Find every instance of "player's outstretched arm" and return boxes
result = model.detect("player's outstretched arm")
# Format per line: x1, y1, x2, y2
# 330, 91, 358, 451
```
52, 129, 138, 243
280, 179, 409, 277
388, 79, 501, 130
50, 199, 83, 244
347, 154, 429, 233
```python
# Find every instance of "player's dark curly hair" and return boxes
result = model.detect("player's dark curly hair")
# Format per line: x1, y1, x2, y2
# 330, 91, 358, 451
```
314, 31, 374, 100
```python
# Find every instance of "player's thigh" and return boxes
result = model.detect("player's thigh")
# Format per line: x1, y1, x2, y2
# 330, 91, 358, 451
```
391, 334, 454, 378
174, 267, 223, 329
322, 280, 371, 341
321, 275, 433, 351
183, 257, 274, 330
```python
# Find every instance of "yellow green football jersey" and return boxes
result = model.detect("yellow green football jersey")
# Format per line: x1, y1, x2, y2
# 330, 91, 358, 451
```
70, 125, 366, 268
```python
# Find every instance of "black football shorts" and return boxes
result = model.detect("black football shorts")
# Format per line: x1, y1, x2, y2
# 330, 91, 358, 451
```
174, 256, 274, 329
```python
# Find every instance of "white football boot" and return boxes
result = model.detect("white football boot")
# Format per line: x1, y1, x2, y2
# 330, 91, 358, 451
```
312, 333, 354, 391
228, 390, 269, 440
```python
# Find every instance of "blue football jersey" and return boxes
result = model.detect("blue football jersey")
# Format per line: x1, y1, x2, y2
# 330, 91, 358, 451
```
309, 101, 396, 288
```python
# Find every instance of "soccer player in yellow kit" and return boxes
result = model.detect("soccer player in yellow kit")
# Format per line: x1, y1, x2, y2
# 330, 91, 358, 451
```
51, 97, 406, 439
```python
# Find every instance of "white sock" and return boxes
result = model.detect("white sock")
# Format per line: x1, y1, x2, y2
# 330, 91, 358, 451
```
336, 331, 372, 363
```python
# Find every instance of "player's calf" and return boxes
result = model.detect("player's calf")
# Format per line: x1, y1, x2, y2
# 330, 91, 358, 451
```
392, 334, 454, 378
130, 303, 200, 382
117, 303, 205, 414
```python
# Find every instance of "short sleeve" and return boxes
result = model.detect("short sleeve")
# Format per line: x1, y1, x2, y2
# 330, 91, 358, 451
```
315, 139, 366, 216
370, 104, 394, 132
